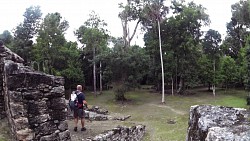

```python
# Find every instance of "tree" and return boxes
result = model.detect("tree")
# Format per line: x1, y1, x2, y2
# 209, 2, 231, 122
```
13, 6, 42, 64
0, 30, 13, 46
245, 36, 250, 105
223, 0, 250, 59
198, 55, 213, 91
202, 29, 222, 96
33, 12, 69, 74
141, 0, 169, 103
118, 0, 143, 49
220, 56, 237, 90
103, 38, 149, 101
75, 11, 108, 96
157, 1, 209, 94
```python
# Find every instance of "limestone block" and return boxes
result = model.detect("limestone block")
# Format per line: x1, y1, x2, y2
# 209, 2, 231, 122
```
48, 107, 67, 121
206, 125, 250, 141
58, 121, 68, 131
48, 97, 66, 110
29, 114, 51, 125
39, 133, 59, 141
54, 76, 64, 86
23, 91, 43, 100
14, 117, 29, 130
34, 121, 57, 136
16, 128, 34, 141
26, 100, 48, 116
8, 91, 22, 102
186, 105, 250, 141
59, 130, 71, 141
7, 74, 26, 90
47, 86, 65, 98
9, 102, 26, 118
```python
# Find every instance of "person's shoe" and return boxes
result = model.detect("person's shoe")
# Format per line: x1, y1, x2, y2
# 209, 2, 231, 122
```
74, 127, 77, 132
81, 127, 86, 131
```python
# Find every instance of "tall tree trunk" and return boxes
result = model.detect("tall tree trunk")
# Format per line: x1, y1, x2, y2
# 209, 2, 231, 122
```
93, 47, 97, 96
177, 77, 184, 94
208, 83, 211, 91
213, 59, 216, 96
175, 57, 178, 91
157, 19, 165, 103
99, 61, 102, 94
171, 75, 174, 96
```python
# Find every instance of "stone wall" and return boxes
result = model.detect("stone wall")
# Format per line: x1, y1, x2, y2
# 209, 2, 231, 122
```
0, 45, 71, 141
186, 105, 250, 141
83, 125, 145, 141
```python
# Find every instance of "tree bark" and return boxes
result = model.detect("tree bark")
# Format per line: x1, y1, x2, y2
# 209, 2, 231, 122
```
93, 47, 97, 96
157, 19, 165, 103
208, 83, 211, 91
177, 77, 184, 94
171, 75, 174, 96
99, 61, 102, 94
175, 57, 178, 91
213, 59, 216, 96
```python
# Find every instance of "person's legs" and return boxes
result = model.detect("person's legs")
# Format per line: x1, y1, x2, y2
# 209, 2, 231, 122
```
78, 109, 86, 131
73, 109, 78, 131
81, 118, 85, 131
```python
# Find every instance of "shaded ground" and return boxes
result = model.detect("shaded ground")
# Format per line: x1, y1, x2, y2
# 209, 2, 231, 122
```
0, 118, 12, 141
0, 88, 248, 141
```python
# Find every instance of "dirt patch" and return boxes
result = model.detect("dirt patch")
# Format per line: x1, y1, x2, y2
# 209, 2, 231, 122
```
67, 110, 133, 141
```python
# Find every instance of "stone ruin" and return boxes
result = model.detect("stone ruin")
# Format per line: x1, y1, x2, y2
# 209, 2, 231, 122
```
0, 44, 70, 140
0, 43, 146, 141
83, 125, 145, 141
186, 105, 250, 141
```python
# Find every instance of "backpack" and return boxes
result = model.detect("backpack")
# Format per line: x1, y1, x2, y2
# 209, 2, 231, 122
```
69, 91, 78, 111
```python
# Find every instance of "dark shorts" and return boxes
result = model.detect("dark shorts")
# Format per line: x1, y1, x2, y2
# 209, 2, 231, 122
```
74, 108, 85, 118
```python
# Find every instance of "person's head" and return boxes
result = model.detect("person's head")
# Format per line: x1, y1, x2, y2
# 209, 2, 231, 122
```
77, 85, 83, 91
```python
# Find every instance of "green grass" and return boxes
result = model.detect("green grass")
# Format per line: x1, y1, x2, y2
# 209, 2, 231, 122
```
1, 88, 248, 141
84, 88, 248, 141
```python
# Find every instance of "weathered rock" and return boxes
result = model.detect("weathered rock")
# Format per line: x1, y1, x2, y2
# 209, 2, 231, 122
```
88, 105, 109, 115
83, 125, 146, 141
112, 115, 131, 121
186, 105, 250, 141
0, 45, 71, 140
85, 111, 109, 121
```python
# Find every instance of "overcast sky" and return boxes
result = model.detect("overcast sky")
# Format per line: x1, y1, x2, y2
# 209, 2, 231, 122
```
0, 0, 239, 47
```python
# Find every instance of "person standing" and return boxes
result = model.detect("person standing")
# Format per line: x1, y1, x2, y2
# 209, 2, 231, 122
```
73, 85, 87, 131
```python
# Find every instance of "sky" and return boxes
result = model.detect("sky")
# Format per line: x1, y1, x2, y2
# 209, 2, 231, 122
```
0, 0, 239, 47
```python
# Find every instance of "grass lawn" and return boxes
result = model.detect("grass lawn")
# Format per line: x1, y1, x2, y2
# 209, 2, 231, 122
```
0, 88, 248, 141
85, 88, 249, 141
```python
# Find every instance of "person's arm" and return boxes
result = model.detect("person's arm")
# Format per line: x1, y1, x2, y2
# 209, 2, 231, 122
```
82, 93, 87, 105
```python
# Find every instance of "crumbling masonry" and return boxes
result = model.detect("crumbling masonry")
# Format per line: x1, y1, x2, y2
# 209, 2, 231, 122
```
0, 44, 71, 141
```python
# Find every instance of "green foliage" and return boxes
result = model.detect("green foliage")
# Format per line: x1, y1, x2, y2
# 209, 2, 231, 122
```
103, 41, 149, 100
0, 30, 13, 46
203, 29, 222, 59
198, 55, 213, 88
33, 12, 69, 74
75, 11, 109, 94
144, 1, 209, 92
32, 12, 83, 88
13, 6, 42, 64
220, 56, 237, 88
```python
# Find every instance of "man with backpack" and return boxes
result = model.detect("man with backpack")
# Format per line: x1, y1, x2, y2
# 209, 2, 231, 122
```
72, 85, 87, 132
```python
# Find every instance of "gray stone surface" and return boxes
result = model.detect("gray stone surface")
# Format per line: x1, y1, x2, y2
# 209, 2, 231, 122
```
0, 45, 71, 141
83, 125, 146, 141
186, 105, 250, 141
